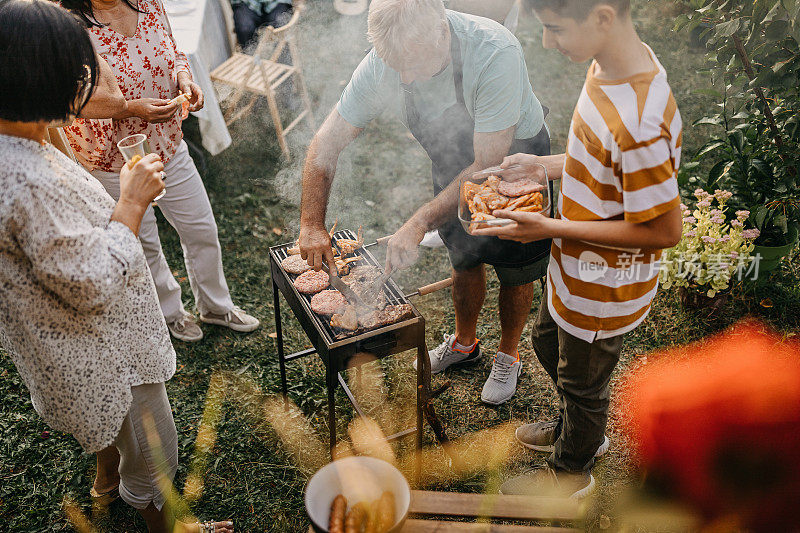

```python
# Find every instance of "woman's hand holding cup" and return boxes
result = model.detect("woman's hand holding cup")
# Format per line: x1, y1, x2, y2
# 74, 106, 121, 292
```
120, 153, 165, 208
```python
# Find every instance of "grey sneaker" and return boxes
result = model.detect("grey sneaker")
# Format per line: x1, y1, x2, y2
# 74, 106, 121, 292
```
515, 419, 610, 457
500, 466, 595, 499
413, 334, 481, 374
167, 314, 204, 342
200, 305, 260, 333
480, 352, 522, 405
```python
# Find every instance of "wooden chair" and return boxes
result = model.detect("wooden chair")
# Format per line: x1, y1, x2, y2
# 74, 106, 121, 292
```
210, 0, 315, 160
309, 489, 584, 532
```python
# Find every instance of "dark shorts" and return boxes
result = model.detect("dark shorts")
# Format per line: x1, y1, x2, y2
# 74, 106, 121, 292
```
447, 247, 551, 287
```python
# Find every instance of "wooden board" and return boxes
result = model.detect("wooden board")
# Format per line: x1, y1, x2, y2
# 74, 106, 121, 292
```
310, 522, 577, 533
400, 520, 578, 532
409, 490, 582, 522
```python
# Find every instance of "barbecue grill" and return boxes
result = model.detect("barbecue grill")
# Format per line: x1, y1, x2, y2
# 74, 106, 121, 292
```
270, 229, 450, 461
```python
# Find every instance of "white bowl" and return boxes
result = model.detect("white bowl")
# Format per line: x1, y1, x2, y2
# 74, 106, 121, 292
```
305, 457, 411, 532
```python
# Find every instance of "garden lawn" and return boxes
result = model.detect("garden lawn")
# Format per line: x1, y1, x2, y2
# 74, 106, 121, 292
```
2, 1, 799, 531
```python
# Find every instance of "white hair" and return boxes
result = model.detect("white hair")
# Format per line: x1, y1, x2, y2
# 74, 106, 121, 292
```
367, 0, 448, 67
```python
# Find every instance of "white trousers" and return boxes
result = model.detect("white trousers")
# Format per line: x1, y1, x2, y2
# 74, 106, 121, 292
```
92, 141, 233, 322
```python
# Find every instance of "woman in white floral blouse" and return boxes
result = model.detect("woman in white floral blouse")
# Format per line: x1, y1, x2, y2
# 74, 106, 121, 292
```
0, 2, 231, 532
61, 0, 260, 343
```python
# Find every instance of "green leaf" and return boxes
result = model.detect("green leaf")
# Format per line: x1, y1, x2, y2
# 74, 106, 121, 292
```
754, 205, 770, 228
708, 160, 729, 188
694, 116, 723, 126
766, 19, 791, 39
696, 140, 727, 158
716, 17, 743, 37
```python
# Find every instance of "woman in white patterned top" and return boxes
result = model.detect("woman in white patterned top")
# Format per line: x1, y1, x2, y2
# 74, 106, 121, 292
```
0, 2, 232, 532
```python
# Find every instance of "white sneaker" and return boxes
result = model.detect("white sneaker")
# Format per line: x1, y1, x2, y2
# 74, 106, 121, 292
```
167, 314, 204, 342
481, 351, 522, 405
515, 419, 610, 457
200, 305, 260, 333
413, 334, 481, 374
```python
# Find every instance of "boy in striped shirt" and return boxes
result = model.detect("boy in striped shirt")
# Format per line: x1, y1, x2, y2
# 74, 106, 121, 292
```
475, 0, 683, 498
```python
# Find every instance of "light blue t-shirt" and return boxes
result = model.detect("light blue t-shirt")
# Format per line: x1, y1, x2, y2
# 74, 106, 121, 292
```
337, 10, 545, 139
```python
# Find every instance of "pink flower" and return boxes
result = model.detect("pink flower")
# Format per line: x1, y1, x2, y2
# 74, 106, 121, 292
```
711, 217, 725, 224
731, 220, 743, 228
742, 229, 761, 240
685, 230, 697, 238
730, 251, 740, 259
736, 210, 750, 221
702, 236, 716, 243
694, 188, 710, 200
680, 203, 688, 211
714, 190, 733, 201
697, 200, 712, 209
718, 235, 731, 243
684, 216, 697, 224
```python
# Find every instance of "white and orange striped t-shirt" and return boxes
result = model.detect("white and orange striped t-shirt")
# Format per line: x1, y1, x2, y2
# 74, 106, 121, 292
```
548, 44, 682, 343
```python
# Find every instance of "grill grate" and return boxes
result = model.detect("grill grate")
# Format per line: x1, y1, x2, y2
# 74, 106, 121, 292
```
270, 229, 416, 344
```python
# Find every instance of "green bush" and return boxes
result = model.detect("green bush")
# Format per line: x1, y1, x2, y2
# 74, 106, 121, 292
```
677, 0, 800, 246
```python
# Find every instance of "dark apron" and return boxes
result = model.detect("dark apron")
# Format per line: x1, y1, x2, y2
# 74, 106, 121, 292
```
402, 22, 554, 269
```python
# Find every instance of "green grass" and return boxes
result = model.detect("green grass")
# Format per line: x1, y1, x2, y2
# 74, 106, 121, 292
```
2, 1, 800, 531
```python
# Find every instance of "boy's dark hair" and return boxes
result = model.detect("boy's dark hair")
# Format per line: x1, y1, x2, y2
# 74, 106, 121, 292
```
0, 0, 98, 122
526, 0, 630, 20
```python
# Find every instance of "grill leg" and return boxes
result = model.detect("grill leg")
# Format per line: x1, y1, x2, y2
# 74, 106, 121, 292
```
415, 336, 425, 483
416, 326, 452, 474
273, 280, 288, 407
326, 360, 337, 459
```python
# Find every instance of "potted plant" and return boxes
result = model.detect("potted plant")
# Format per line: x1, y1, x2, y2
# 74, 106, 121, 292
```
661, 189, 760, 314
685, 109, 800, 271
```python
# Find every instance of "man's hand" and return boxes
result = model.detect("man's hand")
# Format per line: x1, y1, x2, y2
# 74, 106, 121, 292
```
471, 210, 553, 243
119, 153, 165, 208
178, 72, 204, 112
496, 153, 548, 183
299, 225, 335, 271
127, 98, 180, 123
385, 220, 427, 274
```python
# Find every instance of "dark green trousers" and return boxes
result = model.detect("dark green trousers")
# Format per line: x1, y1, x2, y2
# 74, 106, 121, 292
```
531, 285, 624, 473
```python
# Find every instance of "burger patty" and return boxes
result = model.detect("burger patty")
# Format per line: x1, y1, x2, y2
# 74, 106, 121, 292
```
310, 290, 349, 316
293, 270, 330, 294
497, 179, 545, 198
358, 304, 414, 330
281, 254, 313, 275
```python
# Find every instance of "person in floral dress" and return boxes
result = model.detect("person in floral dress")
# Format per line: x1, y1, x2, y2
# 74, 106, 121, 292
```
62, 0, 260, 342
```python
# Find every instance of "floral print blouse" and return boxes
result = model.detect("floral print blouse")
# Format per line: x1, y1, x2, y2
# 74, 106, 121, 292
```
0, 134, 175, 452
64, 0, 192, 173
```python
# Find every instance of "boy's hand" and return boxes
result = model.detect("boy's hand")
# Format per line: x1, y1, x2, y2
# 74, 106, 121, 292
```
496, 153, 547, 183
472, 210, 553, 243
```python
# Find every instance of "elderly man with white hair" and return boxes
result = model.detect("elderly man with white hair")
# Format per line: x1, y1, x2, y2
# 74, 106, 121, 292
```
299, 0, 552, 405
